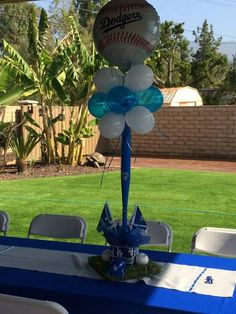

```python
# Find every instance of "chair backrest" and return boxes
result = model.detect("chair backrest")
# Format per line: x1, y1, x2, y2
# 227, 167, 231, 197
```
27, 214, 87, 243
191, 227, 236, 257
145, 220, 173, 252
105, 220, 173, 252
0, 293, 68, 314
0, 211, 10, 236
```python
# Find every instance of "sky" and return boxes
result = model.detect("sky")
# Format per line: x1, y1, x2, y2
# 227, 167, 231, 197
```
149, 0, 236, 42
35, 0, 236, 42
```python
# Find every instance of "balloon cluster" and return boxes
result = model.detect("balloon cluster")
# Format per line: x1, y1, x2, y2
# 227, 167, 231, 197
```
88, 64, 163, 139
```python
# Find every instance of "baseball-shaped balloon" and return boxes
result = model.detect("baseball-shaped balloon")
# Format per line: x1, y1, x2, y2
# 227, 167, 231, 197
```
93, 0, 160, 69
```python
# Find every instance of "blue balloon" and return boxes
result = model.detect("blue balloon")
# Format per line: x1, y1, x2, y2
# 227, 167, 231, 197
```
107, 86, 137, 114
136, 86, 164, 112
88, 92, 109, 118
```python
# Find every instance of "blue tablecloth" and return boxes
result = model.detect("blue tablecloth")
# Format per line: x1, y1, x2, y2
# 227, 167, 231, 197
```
0, 237, 235, 314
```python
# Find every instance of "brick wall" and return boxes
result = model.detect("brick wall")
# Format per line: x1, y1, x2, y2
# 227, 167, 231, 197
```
107, 106, 236, 160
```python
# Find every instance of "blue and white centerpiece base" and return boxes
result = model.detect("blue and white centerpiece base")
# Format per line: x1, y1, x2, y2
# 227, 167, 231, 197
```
97, 203, 150, 278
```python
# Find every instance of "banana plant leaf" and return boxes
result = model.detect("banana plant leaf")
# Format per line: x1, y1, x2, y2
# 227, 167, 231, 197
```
0, 86, 37, 106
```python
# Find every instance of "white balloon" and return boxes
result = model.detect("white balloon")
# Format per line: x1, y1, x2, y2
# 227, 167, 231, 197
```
135, 253, 149, 265
125, 106, 155, 135
124, 64, 154, 92
99, 112, 125, 139
94, 68, 124, 94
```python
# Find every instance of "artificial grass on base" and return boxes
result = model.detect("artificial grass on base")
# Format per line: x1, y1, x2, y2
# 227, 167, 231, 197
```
88, 255, 161, 282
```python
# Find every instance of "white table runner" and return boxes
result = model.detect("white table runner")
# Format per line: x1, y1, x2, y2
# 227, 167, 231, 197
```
139, 262, 236, 297
0, 245, 100, 279
0, 245, 235, 297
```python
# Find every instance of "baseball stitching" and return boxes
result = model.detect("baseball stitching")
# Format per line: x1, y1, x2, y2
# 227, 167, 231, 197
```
98, 32, 154, 54
100, 2, 150, 14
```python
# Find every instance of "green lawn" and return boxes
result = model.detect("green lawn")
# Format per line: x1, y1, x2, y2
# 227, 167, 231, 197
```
1, 168, 236, 253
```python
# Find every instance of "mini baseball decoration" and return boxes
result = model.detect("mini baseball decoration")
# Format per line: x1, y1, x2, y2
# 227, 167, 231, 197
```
93, 0, 160, 69
135, 253, 149, 265
101, 249, 111, 261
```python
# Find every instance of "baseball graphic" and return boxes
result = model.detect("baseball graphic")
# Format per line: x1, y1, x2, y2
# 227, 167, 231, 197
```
93, 0, 160, 69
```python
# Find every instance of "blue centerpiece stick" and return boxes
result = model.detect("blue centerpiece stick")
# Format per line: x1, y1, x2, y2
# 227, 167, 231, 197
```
121, 124, 131, 232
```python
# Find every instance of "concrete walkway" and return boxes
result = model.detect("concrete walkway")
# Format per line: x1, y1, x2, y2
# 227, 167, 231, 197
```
108, 156, 236, 173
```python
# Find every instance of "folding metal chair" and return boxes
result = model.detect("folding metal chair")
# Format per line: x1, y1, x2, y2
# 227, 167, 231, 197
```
0, 211, 10, 236
191, 227, 236, 257
145, 220, 173, 252
0, 293, 68, 314
27, 214, 87, 243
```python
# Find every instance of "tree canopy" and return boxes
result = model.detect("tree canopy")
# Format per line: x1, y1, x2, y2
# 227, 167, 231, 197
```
191, 19, 228, 89
0, 2, 39, 60
48, 0, 108, 41
223, 55, 236, 93
73, 0, 108, 27
148, 21, 191, 87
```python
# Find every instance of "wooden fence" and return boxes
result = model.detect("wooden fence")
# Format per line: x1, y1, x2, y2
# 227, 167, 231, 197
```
0, 105, 105, 165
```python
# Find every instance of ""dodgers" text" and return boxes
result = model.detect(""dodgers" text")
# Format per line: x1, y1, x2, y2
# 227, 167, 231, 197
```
100, 12, 143, 33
